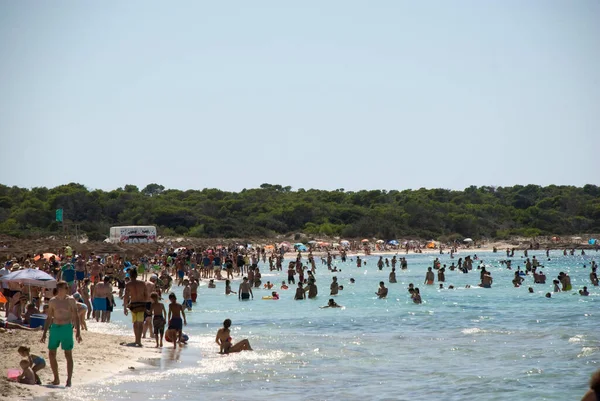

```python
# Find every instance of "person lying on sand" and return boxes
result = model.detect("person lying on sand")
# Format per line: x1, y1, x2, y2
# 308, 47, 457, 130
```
0, 317, 41, 331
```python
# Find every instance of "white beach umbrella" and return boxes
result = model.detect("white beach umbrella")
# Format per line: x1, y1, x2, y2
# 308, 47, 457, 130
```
463, 238, 473, 242
0, 268, 57, 288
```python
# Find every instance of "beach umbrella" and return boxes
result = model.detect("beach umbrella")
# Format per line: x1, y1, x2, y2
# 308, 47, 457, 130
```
340, 240, 350, 245
0, 268, 57, 288
174, 247, 187, 253
307, 240, 318, 245
376, 240, 384, 244
463, 238, 473, 243
294, 243, 305, 247
589, 239, 597, 245
551, 236, 560, 241
296, 245, 307, 252
388, 240, 399, 246
361, 239, 370, 243
34, 253, 61, 262
332, 243, 340, 247
426, 242, 436, 249
279, 242, 292, 248
0, 292, 6, 304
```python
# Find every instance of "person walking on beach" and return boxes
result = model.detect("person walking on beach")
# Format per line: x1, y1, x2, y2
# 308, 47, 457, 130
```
40, 281, 81, 387
215, 318, 252, 354
581, 368, 600, 401
167, 293, 186, 348
123, 268, 149, 346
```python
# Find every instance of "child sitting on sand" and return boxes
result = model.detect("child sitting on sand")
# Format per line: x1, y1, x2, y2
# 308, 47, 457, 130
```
17, 360, 36, 385
17, 346, 45, 384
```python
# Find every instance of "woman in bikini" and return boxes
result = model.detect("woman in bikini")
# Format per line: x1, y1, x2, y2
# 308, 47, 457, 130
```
215, 319, 252, 354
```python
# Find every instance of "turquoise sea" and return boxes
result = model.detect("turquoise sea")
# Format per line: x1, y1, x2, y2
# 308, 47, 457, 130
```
45, 250, 598, 401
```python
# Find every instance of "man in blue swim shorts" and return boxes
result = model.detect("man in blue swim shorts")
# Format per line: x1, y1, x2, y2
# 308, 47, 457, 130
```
41, 281, 82, 387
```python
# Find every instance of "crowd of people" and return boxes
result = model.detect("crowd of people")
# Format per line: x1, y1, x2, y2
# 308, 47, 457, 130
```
1, 243, 598, 392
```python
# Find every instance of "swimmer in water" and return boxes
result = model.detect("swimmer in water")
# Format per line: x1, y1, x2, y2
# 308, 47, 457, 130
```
215, 319, 252, 354
376, 281, 388, 298
320, 299, 341, 308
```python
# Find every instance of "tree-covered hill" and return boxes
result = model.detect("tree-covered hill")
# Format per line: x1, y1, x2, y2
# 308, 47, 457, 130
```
0, 183, 598, 240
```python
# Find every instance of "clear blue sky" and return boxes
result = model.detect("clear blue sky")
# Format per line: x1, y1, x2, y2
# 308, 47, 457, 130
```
1, 1, 599, 192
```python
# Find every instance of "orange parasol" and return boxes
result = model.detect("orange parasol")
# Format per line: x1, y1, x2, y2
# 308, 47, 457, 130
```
0, 292, 6, 304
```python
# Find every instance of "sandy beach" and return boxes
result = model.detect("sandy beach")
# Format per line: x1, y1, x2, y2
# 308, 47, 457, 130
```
0, 328, 158, 401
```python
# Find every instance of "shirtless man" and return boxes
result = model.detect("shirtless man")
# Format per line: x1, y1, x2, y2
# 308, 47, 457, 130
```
238, 277, 253, 301
424, 267, 435, 285
74, 256, 87, 283
330, 277, 339, 296
389, 268, 397, 283
123, 268, 149, 346
304, 279, 318, 299
376, 281, 388, 298
480, 272, 493, 288
40, 281, 81, 387
92, 277, 111, 322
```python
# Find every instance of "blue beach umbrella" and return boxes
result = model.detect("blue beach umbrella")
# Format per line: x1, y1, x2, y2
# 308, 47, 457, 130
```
589, 238, 598, 245
388, 240, 399, 246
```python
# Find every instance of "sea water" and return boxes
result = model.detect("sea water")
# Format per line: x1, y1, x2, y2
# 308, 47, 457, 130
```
45, 251, 598, 401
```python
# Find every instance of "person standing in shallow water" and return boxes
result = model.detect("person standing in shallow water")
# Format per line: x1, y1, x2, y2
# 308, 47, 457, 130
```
330, 277, 339, 295
238, 277, 253, 300
123, 268, 148, 346
389, 268, 397, 283
424, 267, 434, 285
215, 319, 252, 354
376, 281, 388, 298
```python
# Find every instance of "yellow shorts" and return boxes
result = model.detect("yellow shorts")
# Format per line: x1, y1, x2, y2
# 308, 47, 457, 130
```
131, 311, 145, 323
